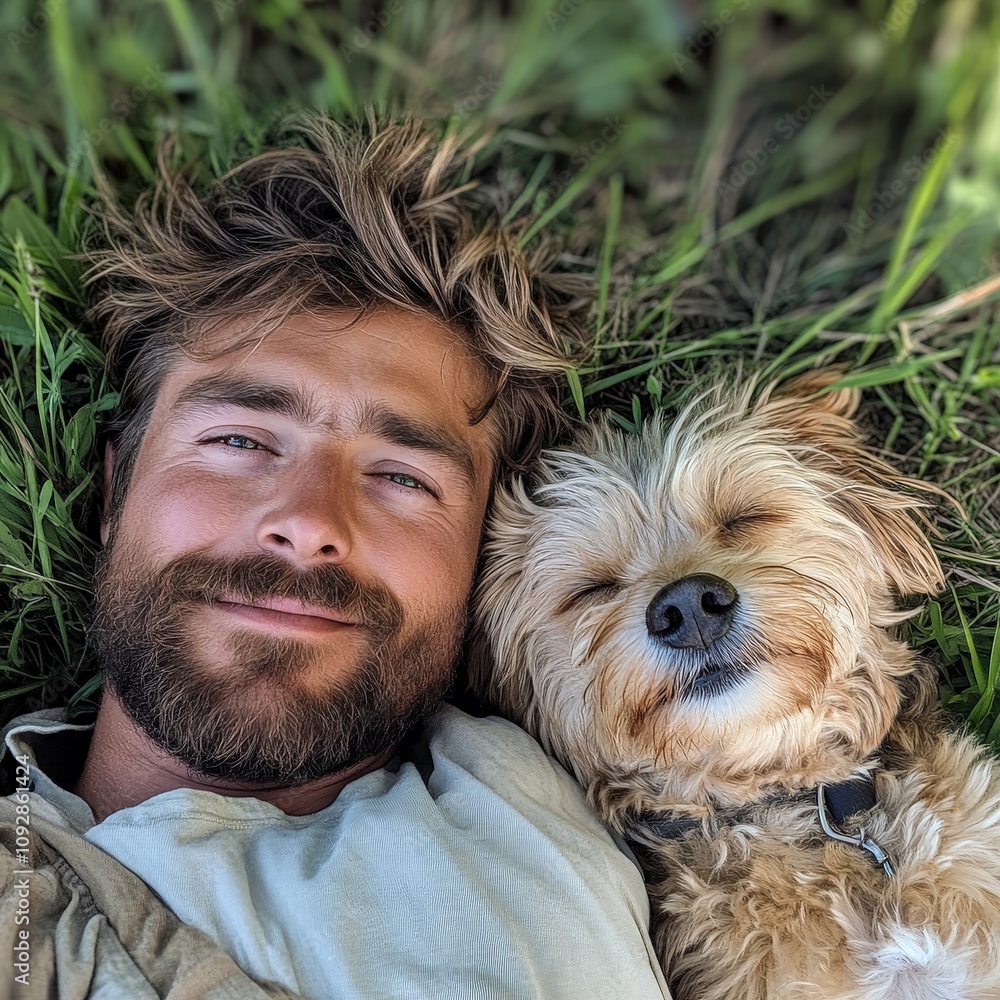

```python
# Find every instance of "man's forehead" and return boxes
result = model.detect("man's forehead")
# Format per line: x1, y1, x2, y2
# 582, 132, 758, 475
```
173, 306, 490, 396
194, 304, 471, 349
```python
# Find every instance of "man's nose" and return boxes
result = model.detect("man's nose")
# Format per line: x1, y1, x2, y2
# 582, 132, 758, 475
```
256, 474, 352, 564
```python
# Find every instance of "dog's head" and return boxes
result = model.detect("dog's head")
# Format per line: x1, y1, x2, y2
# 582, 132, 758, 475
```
469, 372, 946, 821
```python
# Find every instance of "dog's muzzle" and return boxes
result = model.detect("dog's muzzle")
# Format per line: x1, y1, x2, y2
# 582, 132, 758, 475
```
646, 573, 739, 650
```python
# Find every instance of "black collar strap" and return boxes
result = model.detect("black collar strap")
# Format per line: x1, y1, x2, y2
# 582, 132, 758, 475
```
819, 772, 877, 826
633, 771, 894, 878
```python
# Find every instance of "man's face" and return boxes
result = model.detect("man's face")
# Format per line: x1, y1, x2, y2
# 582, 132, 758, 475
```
91, 307, 496, 785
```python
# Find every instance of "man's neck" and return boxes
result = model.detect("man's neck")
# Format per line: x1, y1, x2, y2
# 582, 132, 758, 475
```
74, 694, 395, 823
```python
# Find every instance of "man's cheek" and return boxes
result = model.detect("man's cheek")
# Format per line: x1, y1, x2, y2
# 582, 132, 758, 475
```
421, 554, 478, 612
122, 487, 242, 555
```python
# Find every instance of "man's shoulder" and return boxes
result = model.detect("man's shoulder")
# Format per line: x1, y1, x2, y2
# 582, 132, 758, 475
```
414, 705, 668, 996
421, 703, 613, 840
425, 702, 569, 780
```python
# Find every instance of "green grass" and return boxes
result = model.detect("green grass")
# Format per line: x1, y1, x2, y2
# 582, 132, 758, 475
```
1, 0, 998, 738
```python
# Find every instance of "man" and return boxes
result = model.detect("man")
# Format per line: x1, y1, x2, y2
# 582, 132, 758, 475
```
0, 115, 670, 998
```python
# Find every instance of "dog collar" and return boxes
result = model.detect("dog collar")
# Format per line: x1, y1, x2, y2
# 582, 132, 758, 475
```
816, 778, 895, 878
633, 772, 895, 878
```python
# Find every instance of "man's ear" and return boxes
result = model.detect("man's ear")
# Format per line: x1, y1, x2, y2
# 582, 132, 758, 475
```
100, 441, 116, 546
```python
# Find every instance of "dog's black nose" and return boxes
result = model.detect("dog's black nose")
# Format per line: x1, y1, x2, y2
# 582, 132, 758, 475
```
646, 574, 739, 650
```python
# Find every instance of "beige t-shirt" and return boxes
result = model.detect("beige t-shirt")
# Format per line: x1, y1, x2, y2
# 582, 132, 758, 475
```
7, 705, 671, 999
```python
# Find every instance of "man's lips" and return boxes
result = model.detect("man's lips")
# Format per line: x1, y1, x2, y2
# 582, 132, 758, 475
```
213, 597, 360, 633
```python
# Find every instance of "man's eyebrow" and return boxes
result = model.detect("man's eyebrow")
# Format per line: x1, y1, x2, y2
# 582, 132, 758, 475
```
171, 373, 318, 423
357, 401, 477, 487
171, 375, 479, 486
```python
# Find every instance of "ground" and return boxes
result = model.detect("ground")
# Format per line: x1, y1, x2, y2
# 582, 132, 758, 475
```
0, 0, 998, 739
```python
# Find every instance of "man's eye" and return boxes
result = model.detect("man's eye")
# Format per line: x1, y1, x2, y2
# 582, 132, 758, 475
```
383, 472, 428, 491
207, 435, 266, 451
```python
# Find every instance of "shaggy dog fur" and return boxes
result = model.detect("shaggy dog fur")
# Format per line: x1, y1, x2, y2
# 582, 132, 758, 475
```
469, 372, 1000, 1000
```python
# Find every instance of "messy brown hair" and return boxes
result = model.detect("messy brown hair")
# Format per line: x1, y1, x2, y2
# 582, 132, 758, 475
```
84, 113, 591, 512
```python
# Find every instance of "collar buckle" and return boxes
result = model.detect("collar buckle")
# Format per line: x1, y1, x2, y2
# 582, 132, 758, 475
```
816, 781, 895, 878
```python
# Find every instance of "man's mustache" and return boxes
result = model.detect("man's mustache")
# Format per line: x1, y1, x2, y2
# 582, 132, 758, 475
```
147, 551, 404, 641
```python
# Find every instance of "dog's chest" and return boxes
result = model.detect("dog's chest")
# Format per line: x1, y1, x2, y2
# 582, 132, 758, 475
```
645, 823, 881, 998
639, 747, 1000, 1000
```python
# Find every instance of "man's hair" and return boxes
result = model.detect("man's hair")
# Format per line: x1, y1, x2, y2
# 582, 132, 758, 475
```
85, 114, 591, 512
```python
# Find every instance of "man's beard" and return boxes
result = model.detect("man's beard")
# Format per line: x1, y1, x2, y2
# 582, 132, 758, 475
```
89, 543, 463, 786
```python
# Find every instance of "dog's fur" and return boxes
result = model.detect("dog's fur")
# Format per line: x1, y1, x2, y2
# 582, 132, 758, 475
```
469, 373, 1000, 1000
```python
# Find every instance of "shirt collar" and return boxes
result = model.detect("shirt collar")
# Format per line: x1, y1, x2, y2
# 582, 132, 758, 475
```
5, 712, 98, 833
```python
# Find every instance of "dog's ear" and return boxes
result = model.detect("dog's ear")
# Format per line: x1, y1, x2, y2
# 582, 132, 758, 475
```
769, 368, 862, 444
756, 369, 947, 597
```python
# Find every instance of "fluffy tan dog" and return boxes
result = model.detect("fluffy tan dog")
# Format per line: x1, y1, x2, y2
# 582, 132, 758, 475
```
469, 372, 1000, 1000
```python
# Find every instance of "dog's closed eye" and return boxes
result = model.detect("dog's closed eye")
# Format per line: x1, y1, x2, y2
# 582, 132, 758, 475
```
721, 508, 782, 534
555, 580, 622, 615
